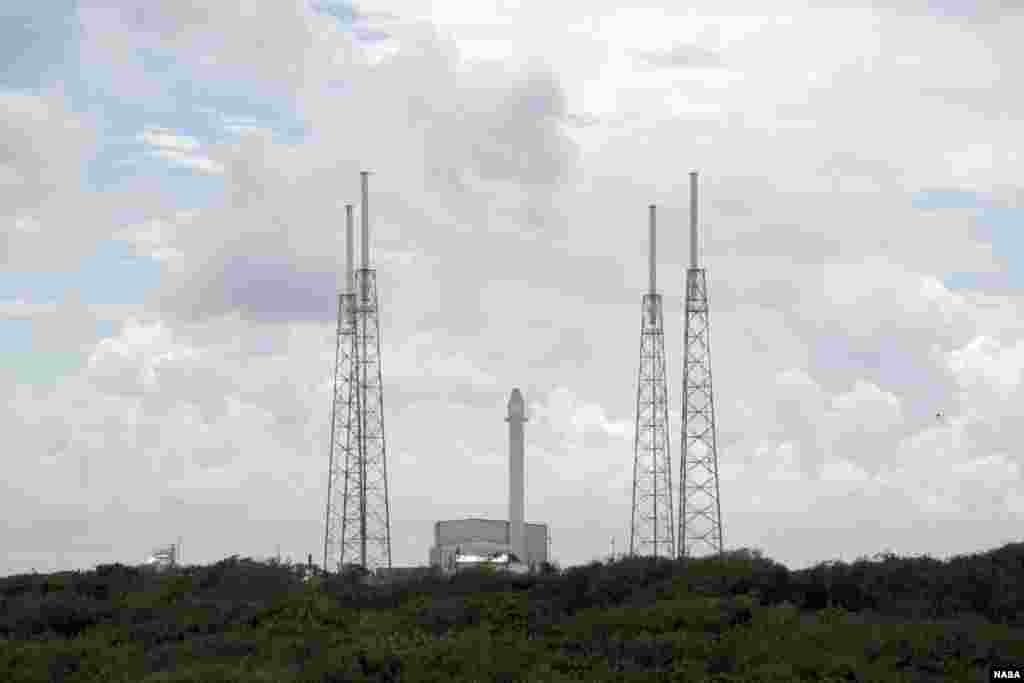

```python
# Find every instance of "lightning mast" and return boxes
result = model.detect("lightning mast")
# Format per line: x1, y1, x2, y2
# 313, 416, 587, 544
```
630, 204, 675, 558
323, 171, 392, 574
678, 171, 724, 558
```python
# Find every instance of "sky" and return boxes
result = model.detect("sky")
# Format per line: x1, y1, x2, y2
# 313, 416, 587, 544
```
2, 0, 1023, 576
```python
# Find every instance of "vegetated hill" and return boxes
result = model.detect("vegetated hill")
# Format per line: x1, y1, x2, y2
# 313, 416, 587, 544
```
1, 544, 1022, 682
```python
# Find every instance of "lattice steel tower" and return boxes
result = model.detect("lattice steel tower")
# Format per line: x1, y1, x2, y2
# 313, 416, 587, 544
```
678, 171, 724, 558
630, 205, 675, 558
323, 171, 392, 574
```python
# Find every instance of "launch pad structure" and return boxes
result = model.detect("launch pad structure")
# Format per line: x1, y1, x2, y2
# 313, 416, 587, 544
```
429, 389, 549, 574
323, 171, 393, 574
678, 171, 724, 558
630, 170, 725, 561
630, 204, 675, 558
319, 167, 722, 573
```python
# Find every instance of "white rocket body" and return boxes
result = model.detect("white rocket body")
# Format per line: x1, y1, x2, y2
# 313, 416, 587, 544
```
506, 389, 526, 564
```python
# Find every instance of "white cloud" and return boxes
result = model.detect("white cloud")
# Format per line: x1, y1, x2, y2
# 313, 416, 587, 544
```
151, 148, 225, 175
0, 299, 59, 319
947, 335, 1024, 399
138, 126, 225, 175
0, 90, 100, 268
77, 1, 317, 96
138, 127, 200, 153
830, 380, 903, 433
535, 386, 632, 447
224, 123, 274, 137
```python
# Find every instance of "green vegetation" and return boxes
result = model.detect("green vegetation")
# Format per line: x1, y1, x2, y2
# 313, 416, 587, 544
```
1, 545, 1022, 681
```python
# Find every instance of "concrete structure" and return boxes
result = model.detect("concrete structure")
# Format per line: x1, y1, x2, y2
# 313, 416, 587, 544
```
143, 544, 178, 572
454, 551, 529, 574
429, 518, 548, 571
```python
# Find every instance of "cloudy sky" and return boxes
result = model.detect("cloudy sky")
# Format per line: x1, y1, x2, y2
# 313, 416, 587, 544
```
3, 1, 1023, 576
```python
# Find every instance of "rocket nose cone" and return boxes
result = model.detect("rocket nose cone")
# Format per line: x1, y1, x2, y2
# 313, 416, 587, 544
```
507, 388, 525, 417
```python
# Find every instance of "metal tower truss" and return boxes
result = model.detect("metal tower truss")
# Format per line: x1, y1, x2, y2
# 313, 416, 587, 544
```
340, 269, 392, 572
347, 267, 392, 571
323, 174, 392, 575
323, 290, 355, 574
324, 273, 393, 573
630, 292, 675, 558
678, 267, 723, 558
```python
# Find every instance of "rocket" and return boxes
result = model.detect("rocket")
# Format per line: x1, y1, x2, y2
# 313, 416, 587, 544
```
506, 388, 526, 564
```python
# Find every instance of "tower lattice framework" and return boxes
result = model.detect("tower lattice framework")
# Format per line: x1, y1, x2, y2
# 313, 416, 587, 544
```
630, 206, 675, 558
323, 176, 392, 574
678, 171, 723, 558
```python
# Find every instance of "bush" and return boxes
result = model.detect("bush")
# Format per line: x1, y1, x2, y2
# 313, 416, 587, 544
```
415, 597, 482, 636
2, 544, 1024, 681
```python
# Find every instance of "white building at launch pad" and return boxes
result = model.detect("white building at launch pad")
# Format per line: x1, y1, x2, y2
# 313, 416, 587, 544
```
429, 389, 549, 572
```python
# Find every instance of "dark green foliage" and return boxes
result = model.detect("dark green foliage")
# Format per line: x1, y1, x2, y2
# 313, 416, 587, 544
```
1, 543, 1024, 681
48, 649, 83, 681
538, 561, 559, 576
559, 636, 675, 672
0, 592, 116, 639
191, 556, 298, 600
787, 543, 1024, 625
413, 596, 482, 635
